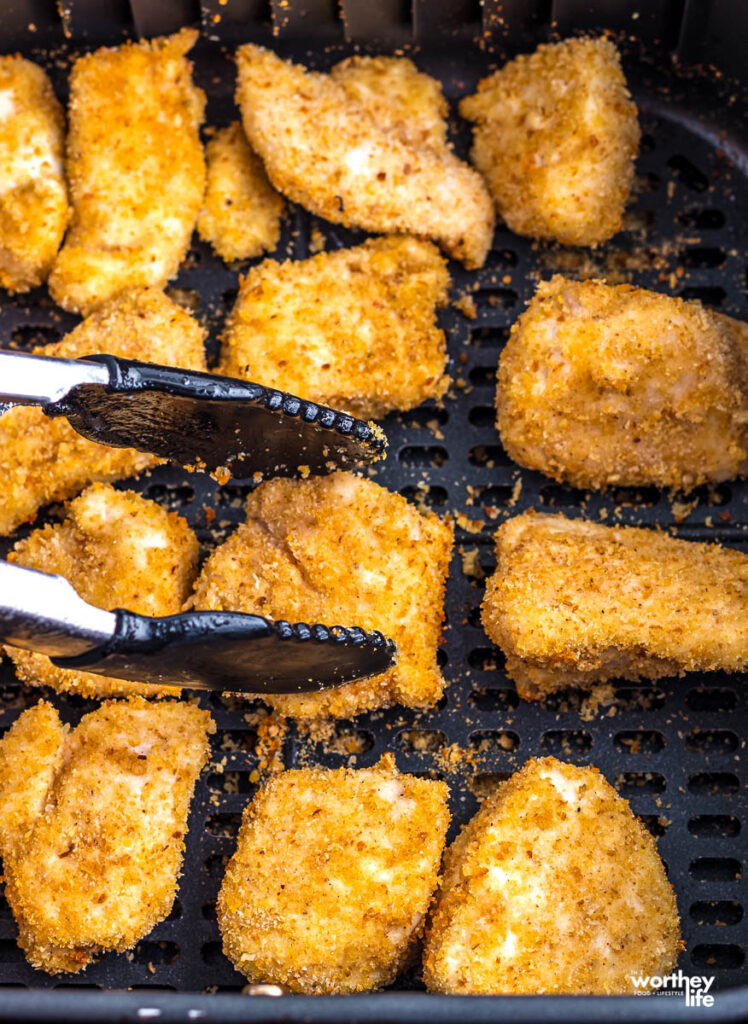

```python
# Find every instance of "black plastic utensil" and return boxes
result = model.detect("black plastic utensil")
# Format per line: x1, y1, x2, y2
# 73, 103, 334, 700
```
0, 350, 385, 477
0, 562, 397, 693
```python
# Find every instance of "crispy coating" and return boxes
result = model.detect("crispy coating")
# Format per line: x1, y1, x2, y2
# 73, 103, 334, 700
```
191, 472, 453, 719
197, 122, 284, 262
423, 756, 682, 994
460, 37, 639, 246
218, 755, 450, 993
0, 57, 68, 292
7, 483, 199, 699
0, 698, 214, 974
220, 236, 450, 418
497, 276, 748, 490
482, 511, 748, 699
235, 45, 494, 269
48, 29, 205, 314
0, 286, 207, 536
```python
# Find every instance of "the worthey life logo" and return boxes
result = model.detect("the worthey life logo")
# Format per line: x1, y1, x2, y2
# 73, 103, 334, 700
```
630, 971, 715, 1007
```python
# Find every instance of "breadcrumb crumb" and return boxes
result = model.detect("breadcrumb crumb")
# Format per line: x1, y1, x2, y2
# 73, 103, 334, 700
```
424, 756, 682, 993
218, 755, 449, 993
0, 698, 214, 974
7, 482, 199, 699
460, 37, 639, 246
219, 236, 450, 419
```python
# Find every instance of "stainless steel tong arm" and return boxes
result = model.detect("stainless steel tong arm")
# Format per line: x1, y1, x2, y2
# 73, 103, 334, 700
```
0, 350, 109, 406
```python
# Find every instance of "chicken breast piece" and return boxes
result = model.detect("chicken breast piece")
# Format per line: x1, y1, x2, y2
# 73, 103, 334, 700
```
460, 37, 639, 246
220, 236, 450, 418
0, 286, 207, 536
191, 472, 453, 719
197, 122, 284, 262
235, 45, 494, 269
7, 482, 199, 699
218, 754, 449, 993
48, 28, 205, 314
0, 698, 214, 974
0, 57, 68, 292
497, 276, 748, 490
482, 511, 748, 700
424, 756, 682, 994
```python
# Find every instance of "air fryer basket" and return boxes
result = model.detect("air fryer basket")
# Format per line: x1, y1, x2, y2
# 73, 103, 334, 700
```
0, 0, 746, 1020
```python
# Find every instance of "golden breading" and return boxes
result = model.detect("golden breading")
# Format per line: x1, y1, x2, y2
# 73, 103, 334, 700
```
423, 756, 682, 994
191, 472, 453, 719
0, 697, 214, 974
482, 511, 748, 700
7, 482, 199, 700
0, 57, 68, 292
0, 286, 207, 536
331, 55, 448, 150
235, 45, 494, 269
219, 236, 450, 418
497, 276, 748, 490
460, 37, 639, 246
197, 122, 284, 262
48, 29, 205, 314
218, 755, 449, 993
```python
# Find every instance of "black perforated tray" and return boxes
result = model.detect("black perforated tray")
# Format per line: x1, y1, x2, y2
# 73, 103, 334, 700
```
0, 1, 746, 1021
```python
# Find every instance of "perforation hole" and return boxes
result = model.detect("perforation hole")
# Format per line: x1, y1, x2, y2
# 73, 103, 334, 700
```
689, 815, 741, 838
144, 483, 195, 510
679, 247, 726, 268
608, 486, 661, 507
614, 772, 666, 795
397, 729, 446, 752
470, 772, 512, 799
636, 171, 660, 192
165, 287, 200, 313
668, 155, 708, 191
201, 941, 225, 966
541, 730, 592, 755
614, 730, 665, 754
202, 900, 217, 920
469, 730, 519, 752
166, 901, 182, 922
473, 288, 517, 309
690, 858, 742, 882
399, 484, 448, 507
205, 812, 242, 838
686, 688, 738, 712
691, 945, 745, 969
182, 247, 202, 269
401, 406, 449, 428
679, 286, 726, 306
686, 730, 739, 754
468, 444, 511, 467
469, 365, 496, 388
687, 483, 732, 505
640, 815, 669, 838
218, 730, 258, 755
469, 687, 519, 711
468, 647, 505, 672
207, 771, 257, 794
318, 726, 375, 756
398, 445, 448, 467
0, 941, 23, 963
539, 484, 587, 508
204, 854, 230, 879
476, 484, 514, 511
132, 941, 180, 966
214, 484, 254, 507
221, 287, 238, 309
10, 325, 62, 349
689, 772, 740, 795
468, 405, 496, 428
690, 901, 743, 926
470, 326, 510, 348
678, 207, 726, 229
613, 687, 666, 712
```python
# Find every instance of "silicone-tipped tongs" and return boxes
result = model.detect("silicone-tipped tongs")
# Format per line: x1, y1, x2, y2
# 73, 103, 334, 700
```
0, 562, 397, 693
0, 350, 385, 477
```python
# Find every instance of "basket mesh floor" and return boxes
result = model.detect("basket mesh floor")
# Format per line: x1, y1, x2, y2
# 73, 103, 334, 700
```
0, 37, 745, 995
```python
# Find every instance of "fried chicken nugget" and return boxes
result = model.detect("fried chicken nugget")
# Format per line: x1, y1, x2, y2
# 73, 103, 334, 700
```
482, 511, 748, 700
218, 754, 449, 993
423, 756, 682, 994
191, 472, 453, 719
0, 697, 214, 974
219, 236, 450, 418
48, 29, 205, 314
7, 482, 199, 700
497, 276, 748, 490
0, 57, 68, 292
460, 37, 639, 246
197, 122, 284, 262
0, 286, 207, 536
235, 46, 494, 269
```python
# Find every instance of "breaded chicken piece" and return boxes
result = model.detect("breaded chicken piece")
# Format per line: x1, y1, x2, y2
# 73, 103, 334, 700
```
191, 472, 453, 719
0, 698, 214, 974
424, 756, 682, 994
482, 511, 748, 700
197, 122, 284, 262
220, 236, 450, 418
0, 286, 207, 536
7, 483, 199, 699
497, 276, 748, 490
48, 29, 205, 314
460, 37, 639, 246
0, 57, 68, 292
218, 755, 449, 993
235, 45, 494, 269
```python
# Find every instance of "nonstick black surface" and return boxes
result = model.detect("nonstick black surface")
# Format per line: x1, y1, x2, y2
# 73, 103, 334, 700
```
0, 0, 745, 1013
